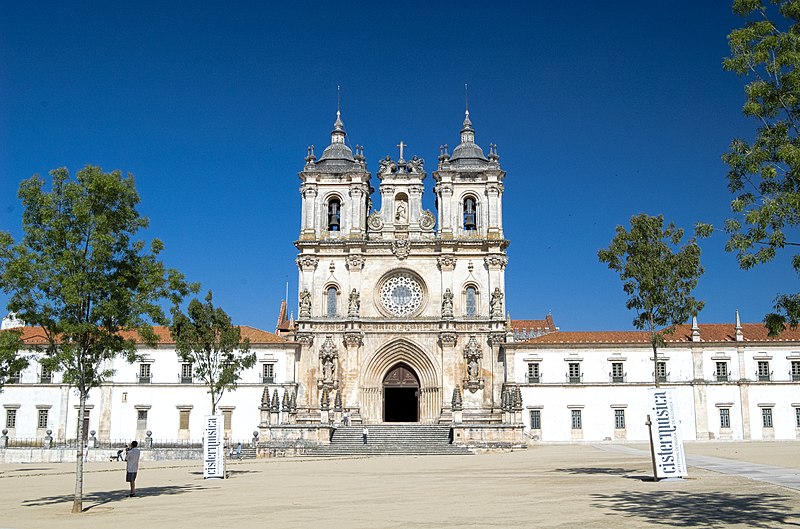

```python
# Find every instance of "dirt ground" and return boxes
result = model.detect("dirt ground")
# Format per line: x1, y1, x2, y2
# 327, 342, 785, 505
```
1, 442, 798, 528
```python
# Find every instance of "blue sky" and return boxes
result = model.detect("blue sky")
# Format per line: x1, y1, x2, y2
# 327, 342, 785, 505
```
1, 2, 794, 331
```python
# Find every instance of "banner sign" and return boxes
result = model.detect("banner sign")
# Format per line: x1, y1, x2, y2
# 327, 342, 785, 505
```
203, 414, 225, 479
648, 388, 688, 479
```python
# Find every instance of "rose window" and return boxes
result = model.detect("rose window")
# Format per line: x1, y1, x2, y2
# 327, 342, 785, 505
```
380, 274, 423, 316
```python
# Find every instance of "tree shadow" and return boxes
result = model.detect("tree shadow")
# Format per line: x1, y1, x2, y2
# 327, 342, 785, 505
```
554, 467, 638, 475
591, 490, 800, 528
22, 483, 204, 511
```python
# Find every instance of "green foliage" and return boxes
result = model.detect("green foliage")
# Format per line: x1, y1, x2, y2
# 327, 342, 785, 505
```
599, 214, 705, 385
0, 165, 195, 512
724, 0, 800, 334
0, 328, 28, 390
170, 291, 255, 415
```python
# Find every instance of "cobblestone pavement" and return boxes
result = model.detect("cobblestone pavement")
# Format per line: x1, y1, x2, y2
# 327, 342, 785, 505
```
1, 442, 798, 528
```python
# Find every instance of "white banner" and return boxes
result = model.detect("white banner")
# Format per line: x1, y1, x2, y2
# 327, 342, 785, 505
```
203, 415, 225, 479
648, 388, 688, 479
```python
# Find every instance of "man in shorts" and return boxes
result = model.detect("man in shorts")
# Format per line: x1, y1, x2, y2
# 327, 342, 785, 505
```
125, 440, 141, 497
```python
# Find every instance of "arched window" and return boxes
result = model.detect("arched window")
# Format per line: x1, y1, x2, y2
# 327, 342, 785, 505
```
465, 286, 477, 316
463, 197, 477, 231
328, 199, 341, 232
326, 287, 338, 317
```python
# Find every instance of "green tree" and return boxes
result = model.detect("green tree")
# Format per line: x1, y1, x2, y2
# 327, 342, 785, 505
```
170, 291, 255, 415
0, 327, 27, 390
718, 0, 800, 334
0, 166, 195, 513
599, 214, 705, 387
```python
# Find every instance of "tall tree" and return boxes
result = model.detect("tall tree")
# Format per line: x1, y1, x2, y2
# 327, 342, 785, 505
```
0, 327, 27, 390
719, 0, 800, 334
0, 166, 195, 513
170, 291, 255, 415
599, 214, 705, 387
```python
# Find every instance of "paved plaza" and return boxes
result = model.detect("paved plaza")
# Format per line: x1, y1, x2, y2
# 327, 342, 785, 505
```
0, 442, 799, 528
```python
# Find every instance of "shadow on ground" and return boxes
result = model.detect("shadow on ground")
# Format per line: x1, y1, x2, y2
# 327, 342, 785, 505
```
188, 469, 260, 477
554, 467, 637, 475
22, 484, 203, 511
591, 490, 800, 528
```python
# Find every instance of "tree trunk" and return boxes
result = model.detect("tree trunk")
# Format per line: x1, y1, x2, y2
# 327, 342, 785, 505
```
652, 340, 660, 389
72, 391, 86, 513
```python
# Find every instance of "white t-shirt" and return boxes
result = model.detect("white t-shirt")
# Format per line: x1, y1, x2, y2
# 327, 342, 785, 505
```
126, 447, 141, 472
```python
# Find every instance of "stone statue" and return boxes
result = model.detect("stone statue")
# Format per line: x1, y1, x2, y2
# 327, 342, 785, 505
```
378, 156, 396, 176
442, 288, 454, 319
468, 357, 480, 379
348, 288, 360, 317
407, 155, 424, 174
299, 289, 311, 318
395, 202, 407, 223
490, 287, 504, 318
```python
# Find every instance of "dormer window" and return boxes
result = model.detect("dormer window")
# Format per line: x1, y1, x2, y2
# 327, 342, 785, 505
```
328, 199, 341, 232
463, 197, 477, 231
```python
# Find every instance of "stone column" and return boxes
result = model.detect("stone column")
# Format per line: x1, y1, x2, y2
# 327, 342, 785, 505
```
691, 346, 709, 440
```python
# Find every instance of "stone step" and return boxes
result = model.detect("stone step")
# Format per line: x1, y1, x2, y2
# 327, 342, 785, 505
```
304, 424, 472, 457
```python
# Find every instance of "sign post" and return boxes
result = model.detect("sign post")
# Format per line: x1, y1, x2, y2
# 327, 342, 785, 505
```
203, 415, 225, 479
647, 388, 687, 480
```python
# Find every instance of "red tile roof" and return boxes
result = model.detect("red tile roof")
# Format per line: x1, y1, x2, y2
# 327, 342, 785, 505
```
521, 323, 800, 344
11, 325, 288, 345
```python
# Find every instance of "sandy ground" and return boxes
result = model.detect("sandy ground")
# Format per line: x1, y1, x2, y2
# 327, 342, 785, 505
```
1, 443, 799, 529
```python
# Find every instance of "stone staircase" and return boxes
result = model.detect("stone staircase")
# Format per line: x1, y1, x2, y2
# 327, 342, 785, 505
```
304, 424, 473, 457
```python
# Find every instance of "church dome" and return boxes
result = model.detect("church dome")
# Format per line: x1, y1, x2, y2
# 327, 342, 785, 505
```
448, 110, 489, 167
317, 111, 356, 166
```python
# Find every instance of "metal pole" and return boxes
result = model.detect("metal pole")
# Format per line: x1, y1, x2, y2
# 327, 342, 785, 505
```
646, 414, 659, 481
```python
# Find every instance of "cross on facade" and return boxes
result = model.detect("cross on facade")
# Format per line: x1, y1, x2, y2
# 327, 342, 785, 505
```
397, 141, 407, 161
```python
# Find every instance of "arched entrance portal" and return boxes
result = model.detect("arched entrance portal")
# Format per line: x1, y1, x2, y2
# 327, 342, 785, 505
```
383, 363, 419, 422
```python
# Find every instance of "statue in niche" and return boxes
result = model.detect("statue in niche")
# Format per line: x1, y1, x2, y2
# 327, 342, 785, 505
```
490, 287, 504, 318
348, 288, 360, 317
467, 356, 480, 380
395, 202, 407, 224
442, 288, 454, 319
299, 289, 311, 318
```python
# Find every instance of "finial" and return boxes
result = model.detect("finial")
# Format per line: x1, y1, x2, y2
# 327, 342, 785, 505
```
735, 309, 741, 329
465, 83, 469, 112
337, 84, 341, 113
735, 309, 743, 341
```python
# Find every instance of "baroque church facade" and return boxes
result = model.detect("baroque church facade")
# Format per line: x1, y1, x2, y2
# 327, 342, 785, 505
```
2, 107, 800, 455
292, 108, 513, 427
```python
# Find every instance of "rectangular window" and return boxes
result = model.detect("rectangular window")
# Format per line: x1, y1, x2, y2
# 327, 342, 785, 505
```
137, 409, 148, 431
530, 410, 541, 430
792, 361, 800, 382
326, 287, 337, 318
720, 408, 731, 429
757, 361, 770, 381
762, 408, 773, 428
796, 407, 800, 428
262, 363, 275, 384
40, 365, 52, 384
9, 371, 20, 384
223, 409, 233, 433
614, 409, 625, 429
37, 409, 49, 429
657, 361, 667, 383
715, 361, 728, 382
526, 363, 540, 384
6, 409, 16, 429
139, 363, 151, 384
181, 363, 193, 384
568, 363, 581, 384
611, 362, 624, 383
179, 409, 190, 430
571, 409, 582, 429
465, 287, 477, 317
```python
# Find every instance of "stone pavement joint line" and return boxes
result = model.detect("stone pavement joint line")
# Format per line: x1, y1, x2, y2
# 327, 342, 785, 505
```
594, 444, 800, 491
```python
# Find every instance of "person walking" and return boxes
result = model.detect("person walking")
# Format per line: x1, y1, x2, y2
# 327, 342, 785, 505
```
235, 441, 242, 460
125, 440, 141, 497
362, 426, 369, 445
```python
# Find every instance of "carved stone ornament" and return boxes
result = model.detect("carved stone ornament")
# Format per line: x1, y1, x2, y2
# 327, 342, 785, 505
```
296, 255, 319, 270
419, 210, 436, 231
489, 287, 504, 318
437, 183, 453, 195
367, 211, 384, 231
439, 331, 457, 347
462, 335, 485, 393
299, 289, 312, 319
347, 288, 360, 318
391, 239, 411, 260
486, 183, 503, 195
346, 254, 365, 270
395, 202, 408, 224
317, 335, 339, 390
451, 385, 463, 411
295, 333, 314, 345
484, 255, 508, 270
407, 155, 424, 174
437, 255, 457, 271
441, 288, 454, 319
488, 331, 507, 346
378, 155, 397, 177
343, 332, 363, 347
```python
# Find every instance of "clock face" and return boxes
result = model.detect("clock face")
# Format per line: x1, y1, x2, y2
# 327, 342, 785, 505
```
380, 274, 423, 316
